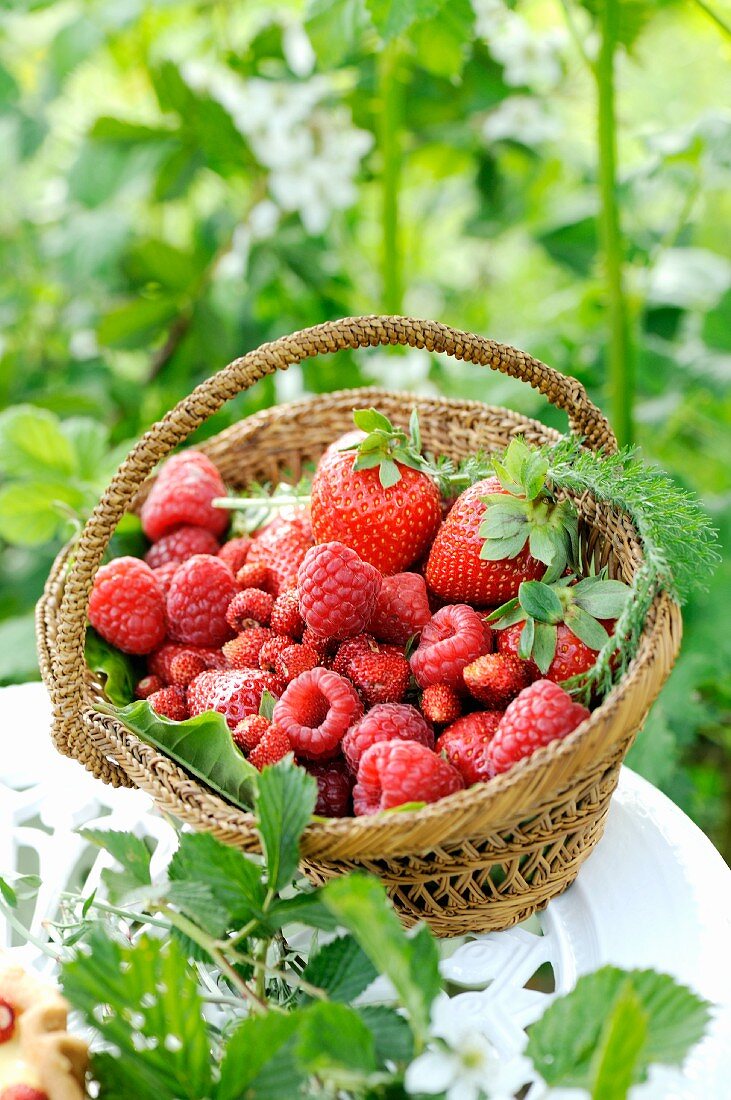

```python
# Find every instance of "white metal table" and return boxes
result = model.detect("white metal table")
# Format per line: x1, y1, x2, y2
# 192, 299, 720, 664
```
2, 682, 730, 1098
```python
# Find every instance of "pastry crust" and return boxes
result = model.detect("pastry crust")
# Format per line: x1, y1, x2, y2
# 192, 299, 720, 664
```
0, 954, 87, 1100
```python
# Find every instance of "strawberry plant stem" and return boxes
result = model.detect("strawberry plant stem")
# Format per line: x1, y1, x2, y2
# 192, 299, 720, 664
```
595, 0, 634, 446
378, 41, 403, 314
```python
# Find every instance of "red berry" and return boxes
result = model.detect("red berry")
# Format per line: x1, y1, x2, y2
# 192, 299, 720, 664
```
145, 525, 220, 568
148, 685, 188, 721
1, 1089, 49, 1100
89, 556, 167, 655
148, 643, 225, 683
342, 703, 434, 773
135, 674, 164, 699
235, 561, 273, 592
153, 561, 181, 598
487, 680, 591, 775
226, 588, 275, 631
331, 634, 376, 678
249, 724, 292, 770
497, 620, 615, 683
167, 555, 237, 647
247, 511, 313, 595
233, 714, 270, 753
141, 450, 228, 541
437, 712, 503, 785
270, 589, 304, 639
368, 572, 432, 645
188, 669, 282, 730
420, 684, 462, 725
306, 758, 354, 817
301, 628, 331, 662
463, 653, 534, 708
0, 997, 15, 1043
218, 536, 253, 573
298, 542, 382, 641
273, 667, 363, 761
258, 634, 294, 672
353, 740, 463, 814
223, 627, 273, 670
275, 644, 320, 684
347, 649, 411, 707
169, 651, 208, 686
410, 604, 491, 689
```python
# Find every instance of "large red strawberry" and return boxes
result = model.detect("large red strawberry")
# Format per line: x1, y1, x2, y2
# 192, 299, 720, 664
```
310, 409, 441, 575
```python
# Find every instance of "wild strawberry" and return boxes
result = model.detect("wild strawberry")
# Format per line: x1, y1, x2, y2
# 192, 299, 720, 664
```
135, 674, 164, 699
223, 627, 272, 669
0, 997, 15, 1042
169, 651, 208, 687
298, 542, 382, 640
347, 648, 411, 706
342, 703, 434, 773
188, 669, 282, 730
306, 758, 354, 817
301, 627, 331, 662
233, 713, 270, 753
420, 684, 462, 725
141, 450, 228, 541
166, 555, 236, 647
145, 525, 220, 568
258, 633, 295, 672
410, 604, 491, 689
148, 643, 226, 683
270, 589, 305, 639
153, 561, 181, 598
249, 724, 292, 770
247, 511, 313, 595
89, 556, 167, 655
148, 685, 188, 721
275, 644, 320, 684
273, 667, 363, 761
353, 740, 463, 814
368, 572, 432, 645
310, 410, 442, 574
487, 680, 590, 775
235, 562, 273, 592
226, 588, 274, 631
437, 712, 503, 785
462, 653, 534, 708
218, 536, 253, 573
331, 634, 379, 678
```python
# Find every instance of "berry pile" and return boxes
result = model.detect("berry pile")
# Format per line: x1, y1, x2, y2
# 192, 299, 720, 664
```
88, 416, 629, 817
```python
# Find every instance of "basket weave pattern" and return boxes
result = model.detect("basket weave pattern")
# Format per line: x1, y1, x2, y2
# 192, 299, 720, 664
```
37, 317, 681, 934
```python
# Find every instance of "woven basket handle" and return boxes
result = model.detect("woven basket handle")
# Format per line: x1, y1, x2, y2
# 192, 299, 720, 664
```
51, 316, 616, 775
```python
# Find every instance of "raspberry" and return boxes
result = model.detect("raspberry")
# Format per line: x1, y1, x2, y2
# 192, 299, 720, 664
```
236, 562, 273, 592
273, 667, 363, 761
141, 450, 228, 541
169, 651, 208, 686
463, 653, 534, 708
298, 542, 382, 641
306, 758, 354, 817
148, 685, 188, 721
249, 724, 292, 770
347, 649, 410, 706
368, 572, 432, 645
188, 669, 282, 730
226, 588, 274, 631
223, 627, 273, 669
233, 714, 270, 753
153, 561, 181, 598
410, 604, 491, 689
248, 511, 313, 595
270, 589, 304, 639
0, 997, 15, 1042
89, 556, 167, 655
437, 712, 503, 785
258, 634, 294, 672
148, 643, 226, 683
487, 680, 591, 775
167, 555, 237, 647
218, 536, 253, 573
420, 684, 462, 725
275, 644, 320, 684
145, 525, 220, 568
353, 740, 463, 815
135, 674, 164, 699
342, 703, 434, 773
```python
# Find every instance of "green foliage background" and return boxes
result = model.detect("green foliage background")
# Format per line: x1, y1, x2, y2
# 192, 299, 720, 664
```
0, 0, 728, 854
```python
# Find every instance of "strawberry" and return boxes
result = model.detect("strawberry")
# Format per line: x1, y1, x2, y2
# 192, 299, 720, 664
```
462, 653, 533, 708
347, 647, 411, 706
310, 408, 442, 574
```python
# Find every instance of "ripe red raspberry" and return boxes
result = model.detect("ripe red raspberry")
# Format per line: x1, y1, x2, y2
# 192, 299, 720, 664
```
153, 561, 181, 598
223, 627, 273, 670
342, 703, 434, 773
270, 589, 304, 639
233, 713, 270, 753
306, 758, 354, 817
258, 633, 294, 672
188, 669, 282, 730
348, 649, 410, 707
463, 653, 534, 708
437, 711, 503, 785
166, 555, 237, 647
169, 651, 208, 686
353, 740, 463, 814
145, 525, 220, 568
368, 572, 432, 645
226, 588, 274, 631
275, 644, 320, 684
148, 643, 226, 683
410, 604, 491, 689
148, 685, 188, 721
420, 684, 462, 725
236, 561, 273, 592
135, 674, 164, 699
249, 724, 292, 770
298, 542, 382, 641
248, 511, 313, 595
487, 680, 591, 775
141, 450, 228, 541
273, 667, 363, 761
89, 556, 167, 655
218, 536, 253, 573
0, 997, 15, 1042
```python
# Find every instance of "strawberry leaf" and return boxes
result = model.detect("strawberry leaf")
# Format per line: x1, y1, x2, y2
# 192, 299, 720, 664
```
479, 530, 529, 561
572, 577, 631, 618
523, 451, 550, 500
483, 510, 527, 540
518, 617, 535, 660
533, 622, 557, 674
492, 457, 523, 496
353, 407, 392, 434
519, 580, 564, 624
379, 457, 401, 489
409, 407, 421, 452
564, 605, 610, 651
352, 451, 383, 471
259, 689, 277, 720
529, 525, 564, 567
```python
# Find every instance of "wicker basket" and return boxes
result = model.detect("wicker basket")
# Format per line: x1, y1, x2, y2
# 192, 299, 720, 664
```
37, 316, 681, 936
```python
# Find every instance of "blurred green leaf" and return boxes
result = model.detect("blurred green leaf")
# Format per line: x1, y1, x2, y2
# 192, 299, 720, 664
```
0, 405, 75, 479
0, 613, 39, 684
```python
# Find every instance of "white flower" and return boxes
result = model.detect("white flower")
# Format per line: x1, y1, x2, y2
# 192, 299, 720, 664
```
472, 0, 512, 43
482, 11, 565, 93
483, 96, 561, 146
647, 247, 731, 311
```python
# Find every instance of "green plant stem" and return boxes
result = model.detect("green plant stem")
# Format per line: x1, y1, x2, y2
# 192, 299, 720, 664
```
595, 0, 634, 446
163, 908, 268, 1013
377, 41, 404, 314
0, 899, 60, 960
692, 0, 731, 39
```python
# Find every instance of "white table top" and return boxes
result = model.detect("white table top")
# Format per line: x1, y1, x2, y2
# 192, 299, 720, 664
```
1, 681, 730, 1098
